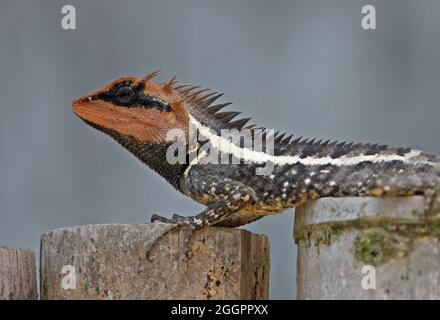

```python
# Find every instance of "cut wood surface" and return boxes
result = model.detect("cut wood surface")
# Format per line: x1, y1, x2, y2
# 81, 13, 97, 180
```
295, 196, 440, 299
0, 246, 37, 300
40, 223, 270, 300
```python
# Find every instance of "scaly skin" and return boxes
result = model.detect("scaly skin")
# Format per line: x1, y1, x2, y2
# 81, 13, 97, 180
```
72, 71, 440, 257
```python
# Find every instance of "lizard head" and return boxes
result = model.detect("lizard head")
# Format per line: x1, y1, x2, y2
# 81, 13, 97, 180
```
72, 70, 189, 144
71, 70, 248, 188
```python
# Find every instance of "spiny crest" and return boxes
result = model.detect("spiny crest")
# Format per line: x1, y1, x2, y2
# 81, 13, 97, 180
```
143, 69, 162, 83
158, 73, 313, 145
173, 81, 253, 130
150, 72, 388, 153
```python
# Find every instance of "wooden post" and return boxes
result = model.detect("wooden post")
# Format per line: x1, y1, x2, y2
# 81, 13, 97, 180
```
0, 246, 38, 300
40, 224, 270, 300
294, 196, 440, 299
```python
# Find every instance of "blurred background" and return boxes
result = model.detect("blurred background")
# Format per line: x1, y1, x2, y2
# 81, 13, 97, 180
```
1, 0, 440, 299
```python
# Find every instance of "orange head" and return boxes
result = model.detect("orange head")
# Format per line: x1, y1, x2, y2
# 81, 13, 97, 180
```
72, 70, 245, 188
72, 70, 189, 144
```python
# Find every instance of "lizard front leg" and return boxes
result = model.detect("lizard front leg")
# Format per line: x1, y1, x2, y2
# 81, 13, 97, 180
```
147, 175, 256, 259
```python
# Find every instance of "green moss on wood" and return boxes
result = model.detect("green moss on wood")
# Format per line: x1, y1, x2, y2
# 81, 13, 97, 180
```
353, 230, 410, 266
294, 216, 440, 246
294, 214, 440, 266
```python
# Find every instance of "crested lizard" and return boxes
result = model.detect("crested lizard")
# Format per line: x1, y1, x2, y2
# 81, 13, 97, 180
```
72, 70, 440, 257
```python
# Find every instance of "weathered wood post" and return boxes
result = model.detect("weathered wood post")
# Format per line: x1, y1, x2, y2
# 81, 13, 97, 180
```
294, 196, 440, 299
40, 224, 270, 299
0, 246, 38, 299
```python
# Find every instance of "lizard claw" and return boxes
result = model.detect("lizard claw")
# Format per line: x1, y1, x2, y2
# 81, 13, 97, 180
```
150, 213, 189, 224
172, 213, 186, 220
145, 223, 177, 261
182, 229, 196, 259
150, 213, 175, 223
145, 217, 196, 261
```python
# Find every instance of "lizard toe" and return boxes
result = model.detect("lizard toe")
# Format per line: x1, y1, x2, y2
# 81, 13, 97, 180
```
172, 213, 186, 220
150, 213, 173, 223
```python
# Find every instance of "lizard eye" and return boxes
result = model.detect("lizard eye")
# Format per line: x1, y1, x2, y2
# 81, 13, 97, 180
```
115, 85, 136, 105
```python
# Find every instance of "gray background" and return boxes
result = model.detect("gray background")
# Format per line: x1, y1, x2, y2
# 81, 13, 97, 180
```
1, 0, 440, 299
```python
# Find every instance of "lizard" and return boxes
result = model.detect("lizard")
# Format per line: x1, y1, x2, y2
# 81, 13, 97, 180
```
72, 70, 440, 258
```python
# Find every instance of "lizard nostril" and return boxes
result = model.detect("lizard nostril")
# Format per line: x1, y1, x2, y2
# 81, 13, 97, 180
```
72, 96, 94, 107
78, 96, 93, 103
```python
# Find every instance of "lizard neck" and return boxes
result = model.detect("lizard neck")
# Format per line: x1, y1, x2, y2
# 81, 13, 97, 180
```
84, 120, 188, 190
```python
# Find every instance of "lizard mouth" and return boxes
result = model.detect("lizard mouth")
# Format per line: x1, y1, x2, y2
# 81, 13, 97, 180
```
71, 96, 174, 142
73, 98, 112, 121
72, 91, 95, 110
72, 95, 101, 121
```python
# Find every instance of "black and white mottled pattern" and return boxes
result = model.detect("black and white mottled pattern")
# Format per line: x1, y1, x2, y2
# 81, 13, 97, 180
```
173, 144, 440, 228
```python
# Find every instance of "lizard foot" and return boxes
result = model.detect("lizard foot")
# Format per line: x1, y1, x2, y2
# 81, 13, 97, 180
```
150, 213, 176, 223
150, 213, 187, 223
146, 214, 196, 260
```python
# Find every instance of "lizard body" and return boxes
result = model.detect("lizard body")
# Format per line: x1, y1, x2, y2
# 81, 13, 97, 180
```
72, 71, 440, 253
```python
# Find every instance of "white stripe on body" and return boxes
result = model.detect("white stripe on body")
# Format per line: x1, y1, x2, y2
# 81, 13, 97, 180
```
189, 114, 424, 167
